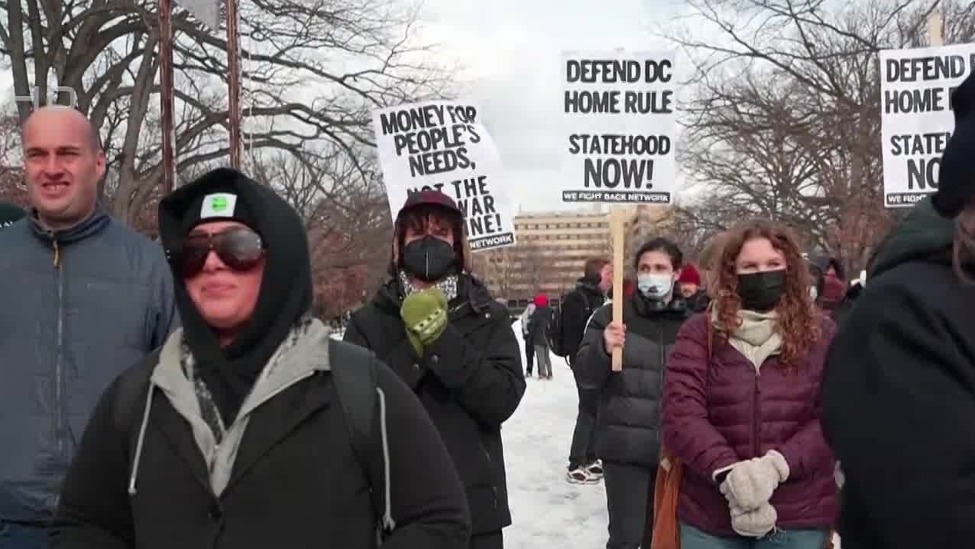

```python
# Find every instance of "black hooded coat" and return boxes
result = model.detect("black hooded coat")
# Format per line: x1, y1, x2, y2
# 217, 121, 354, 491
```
51, 168, 471, 549
822, 196, 975, 549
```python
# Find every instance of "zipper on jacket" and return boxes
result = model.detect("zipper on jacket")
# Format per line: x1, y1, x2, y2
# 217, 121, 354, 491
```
53, 237, 66, 454
752, 371, 760, 458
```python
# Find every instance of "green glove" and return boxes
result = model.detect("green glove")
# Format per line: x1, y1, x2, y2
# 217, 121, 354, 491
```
400, 288, 449, 356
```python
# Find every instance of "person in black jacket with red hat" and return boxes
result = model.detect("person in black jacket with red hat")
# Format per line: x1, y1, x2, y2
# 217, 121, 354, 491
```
823, 71, 975, 549
345, 190, 526, 549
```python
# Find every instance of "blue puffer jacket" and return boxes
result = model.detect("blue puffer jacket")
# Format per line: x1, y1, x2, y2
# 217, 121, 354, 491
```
0, 208, 177, 522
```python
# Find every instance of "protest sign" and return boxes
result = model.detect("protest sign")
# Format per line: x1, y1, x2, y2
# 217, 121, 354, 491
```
560, 51, 679, 204
372, 100, 517, 251
880, 43, 975, 207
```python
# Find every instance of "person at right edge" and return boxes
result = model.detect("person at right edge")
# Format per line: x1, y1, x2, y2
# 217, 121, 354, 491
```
662, 220, 837, 549
344, 190, 526, 549
50, 169, 471, 549
576, 237, 691, 549
822, 72, 975, 549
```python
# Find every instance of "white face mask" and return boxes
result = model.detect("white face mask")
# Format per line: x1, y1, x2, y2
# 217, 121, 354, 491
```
637, 273, 673, 301
809, 286, 818, 300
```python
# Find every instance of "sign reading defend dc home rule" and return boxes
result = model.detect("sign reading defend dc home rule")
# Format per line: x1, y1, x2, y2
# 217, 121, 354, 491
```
372, 100, 517, 252
560, 51, 679, 204
880, 43, 975, 208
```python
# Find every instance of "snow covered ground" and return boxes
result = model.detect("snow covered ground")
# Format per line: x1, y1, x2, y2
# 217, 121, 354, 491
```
504, 321, 608, 549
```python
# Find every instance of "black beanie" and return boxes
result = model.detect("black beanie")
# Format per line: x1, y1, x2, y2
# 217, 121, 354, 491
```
0, 201, 25, 228
157, 167, 313, 425
933, 72, 975, 218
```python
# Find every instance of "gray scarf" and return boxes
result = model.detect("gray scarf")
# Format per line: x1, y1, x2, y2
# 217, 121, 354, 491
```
398, 271, 459, 302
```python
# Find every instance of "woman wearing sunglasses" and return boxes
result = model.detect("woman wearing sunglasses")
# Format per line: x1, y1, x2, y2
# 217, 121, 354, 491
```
50, 168, 471, 549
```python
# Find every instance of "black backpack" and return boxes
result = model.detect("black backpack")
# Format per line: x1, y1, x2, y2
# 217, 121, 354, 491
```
547, 291, 596, 358
117, 339, 393, 543
546, 297, 568, 357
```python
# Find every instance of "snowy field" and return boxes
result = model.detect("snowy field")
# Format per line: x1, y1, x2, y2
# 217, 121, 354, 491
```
504, 321, 608, 549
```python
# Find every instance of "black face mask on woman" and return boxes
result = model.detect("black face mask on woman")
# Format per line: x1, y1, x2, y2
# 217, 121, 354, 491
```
401, 236, 456, 282
737, 269, 786, 312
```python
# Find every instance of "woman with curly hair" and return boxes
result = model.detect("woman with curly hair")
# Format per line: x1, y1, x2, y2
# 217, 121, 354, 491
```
661, 220, 837, 549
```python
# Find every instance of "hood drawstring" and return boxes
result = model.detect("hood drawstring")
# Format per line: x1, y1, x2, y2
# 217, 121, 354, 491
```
128, 384, 156, 496
376, 386, 396, 534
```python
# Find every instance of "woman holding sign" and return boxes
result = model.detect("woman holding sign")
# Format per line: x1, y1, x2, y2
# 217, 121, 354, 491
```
661, 220, 836, 549
344, 190, 526, 549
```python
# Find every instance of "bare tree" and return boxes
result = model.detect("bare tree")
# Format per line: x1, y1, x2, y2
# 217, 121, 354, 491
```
1, 0, 449, 225
666, 0, 975, 273
247, 150, 391, 316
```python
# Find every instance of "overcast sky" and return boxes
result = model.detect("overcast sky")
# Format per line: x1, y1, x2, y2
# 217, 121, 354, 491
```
416, 0, 696, 213
0, 0, 699, 214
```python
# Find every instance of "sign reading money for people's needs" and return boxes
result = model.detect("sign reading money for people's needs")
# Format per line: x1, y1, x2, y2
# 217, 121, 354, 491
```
880, 43, 975, 208
372, 100, 517, 251
560, 51, 679, 205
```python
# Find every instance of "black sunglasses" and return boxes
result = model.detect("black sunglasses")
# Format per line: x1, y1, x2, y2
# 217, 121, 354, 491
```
180, 226, 265, 277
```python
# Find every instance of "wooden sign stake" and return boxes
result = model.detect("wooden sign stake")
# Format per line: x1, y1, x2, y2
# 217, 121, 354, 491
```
928, 12, 944, 46
610, 207, 626, 371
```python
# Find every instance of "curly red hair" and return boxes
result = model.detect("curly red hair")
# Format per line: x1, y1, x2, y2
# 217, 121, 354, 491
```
712, 220, 822, 367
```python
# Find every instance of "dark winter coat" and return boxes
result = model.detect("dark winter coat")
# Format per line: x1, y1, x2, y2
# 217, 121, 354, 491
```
576, 295, 690, 467
344, 275, 526, 535
662, 313, 837, 536
527, 305, 551, 347
823, 196, 975, 549
51, 320, 470, 549
686, 290, 710, 314
560, 279, 606, 363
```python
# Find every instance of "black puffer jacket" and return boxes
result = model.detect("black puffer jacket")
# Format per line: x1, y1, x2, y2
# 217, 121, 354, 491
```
575, 294, 690, 466
344, 275, 526, 535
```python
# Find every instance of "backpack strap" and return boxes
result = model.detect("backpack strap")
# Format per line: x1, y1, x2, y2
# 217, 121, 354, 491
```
328, 340, 395, 541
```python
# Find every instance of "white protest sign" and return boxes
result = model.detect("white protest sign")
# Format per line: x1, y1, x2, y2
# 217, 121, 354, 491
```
372, 100, 517, 251
880, 43, 975, 208
560, 51, 679, 204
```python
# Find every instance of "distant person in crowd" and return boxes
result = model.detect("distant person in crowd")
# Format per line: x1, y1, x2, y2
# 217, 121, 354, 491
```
0, 106, 176, 548
697, 231, 727, 302
663, 220, 837, 549
0, 200, 26, 229
577, 237, 691, 549
678, 263, 709, 313
519, 301, 536, 377
810, 255, 846, 317
560, 257, 612, 484
822, 73, 975, 549
344, 190, 525, 549
527, 294, 553, 380
831, 270, 865, 327
51, 168, 471, 549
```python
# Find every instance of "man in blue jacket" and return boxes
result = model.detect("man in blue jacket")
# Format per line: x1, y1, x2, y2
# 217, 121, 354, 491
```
0, 106, 177, 548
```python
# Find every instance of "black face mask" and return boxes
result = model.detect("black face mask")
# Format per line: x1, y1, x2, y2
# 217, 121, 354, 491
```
401, 236, 456, 282
736, 270, 786, 312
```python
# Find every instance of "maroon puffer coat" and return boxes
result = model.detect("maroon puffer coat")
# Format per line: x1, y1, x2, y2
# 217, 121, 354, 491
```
661, 313, 837, 536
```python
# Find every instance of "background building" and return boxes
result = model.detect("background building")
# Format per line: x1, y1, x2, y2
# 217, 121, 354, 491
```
475, 204, 672, 301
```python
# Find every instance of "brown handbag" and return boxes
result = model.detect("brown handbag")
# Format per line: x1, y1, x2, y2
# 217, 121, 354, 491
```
650, 450, 683, 549
650, 314, 715, 549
